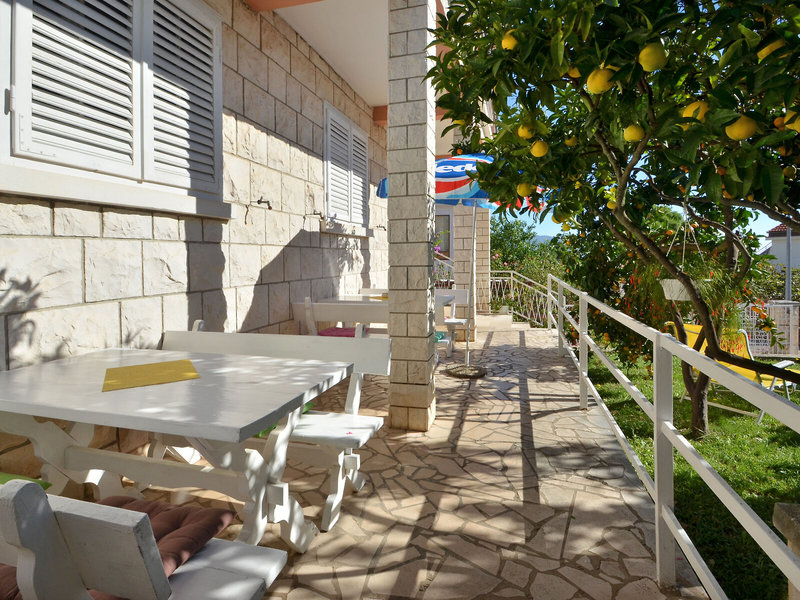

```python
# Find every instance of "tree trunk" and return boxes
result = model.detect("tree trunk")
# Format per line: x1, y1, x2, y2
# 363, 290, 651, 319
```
672, 308, 711, 436
682, 361, 710, 437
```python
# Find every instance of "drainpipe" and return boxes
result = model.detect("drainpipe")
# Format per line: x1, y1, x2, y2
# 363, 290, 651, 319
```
787, 229, 793, 301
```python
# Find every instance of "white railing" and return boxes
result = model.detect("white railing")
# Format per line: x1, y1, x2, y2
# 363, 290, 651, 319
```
434, 252, 454, 288
742, 301, 800, 357
478, 270, 549, 325
546, 274, 800, 599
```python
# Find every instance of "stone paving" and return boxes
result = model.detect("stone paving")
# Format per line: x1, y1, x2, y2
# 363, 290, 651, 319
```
149, 320, 706, 599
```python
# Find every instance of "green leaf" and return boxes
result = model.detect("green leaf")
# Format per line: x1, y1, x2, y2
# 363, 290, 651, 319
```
579, 9, 592, 41
761, 163, 784, 205
705, 172, 723, 202
719, 38, 743, 70
603, 0, 619, 6
737, 24, 760, 48
550, 31, 565, 66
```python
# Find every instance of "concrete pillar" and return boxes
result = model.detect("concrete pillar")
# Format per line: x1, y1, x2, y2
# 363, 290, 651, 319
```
387, 0, 437, 431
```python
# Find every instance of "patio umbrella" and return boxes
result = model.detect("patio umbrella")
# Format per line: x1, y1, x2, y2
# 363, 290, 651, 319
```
378, 154, 494, 373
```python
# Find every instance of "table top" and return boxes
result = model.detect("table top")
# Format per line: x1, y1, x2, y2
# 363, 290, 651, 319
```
0, 349, 352, 443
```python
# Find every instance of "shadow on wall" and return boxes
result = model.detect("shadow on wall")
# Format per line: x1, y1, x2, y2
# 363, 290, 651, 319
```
237, 226, 372, 335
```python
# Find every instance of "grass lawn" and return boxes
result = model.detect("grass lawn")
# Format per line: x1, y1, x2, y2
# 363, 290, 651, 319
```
589, 353, 800, 600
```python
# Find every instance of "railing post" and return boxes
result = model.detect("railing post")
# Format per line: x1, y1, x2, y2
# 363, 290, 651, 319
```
547, 275, 553, 329
579, 292, 588, 409
557, 282, 565, 356
653, 333, 676, 587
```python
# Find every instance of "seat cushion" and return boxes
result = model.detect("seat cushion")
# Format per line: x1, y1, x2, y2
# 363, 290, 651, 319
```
97, 497, 235, 577
0, 498, 235, 600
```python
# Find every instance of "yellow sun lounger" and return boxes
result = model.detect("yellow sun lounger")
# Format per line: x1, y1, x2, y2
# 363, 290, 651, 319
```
665, 321, 797, 422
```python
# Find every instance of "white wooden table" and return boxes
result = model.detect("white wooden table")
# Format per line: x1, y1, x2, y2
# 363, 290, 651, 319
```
0, 348, 352, 552
294, 294, 455, 327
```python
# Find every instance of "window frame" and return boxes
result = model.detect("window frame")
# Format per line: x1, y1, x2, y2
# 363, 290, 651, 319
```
0, 0, 230, 219
323, 102, 369, 229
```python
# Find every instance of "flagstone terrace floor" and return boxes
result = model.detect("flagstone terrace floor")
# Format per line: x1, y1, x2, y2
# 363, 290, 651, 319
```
149, 318, 706, 599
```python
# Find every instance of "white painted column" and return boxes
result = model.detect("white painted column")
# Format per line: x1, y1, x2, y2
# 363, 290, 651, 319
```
387, 0, 437, 431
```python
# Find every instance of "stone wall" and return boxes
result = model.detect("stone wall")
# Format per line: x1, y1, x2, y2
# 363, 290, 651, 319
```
0, 0, 388, 477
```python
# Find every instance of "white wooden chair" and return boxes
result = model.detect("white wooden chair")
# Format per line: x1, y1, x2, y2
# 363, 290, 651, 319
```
302, 297, 388, 337
435, 288, 469, 357
0, 479, 287, 600
159, 325, 391, 531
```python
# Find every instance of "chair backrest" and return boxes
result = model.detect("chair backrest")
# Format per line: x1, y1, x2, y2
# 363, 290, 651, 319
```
163, 330, 389, 377
665, 322, 760, 384
303, 297, 388, 333
0, 480, 169, 600
162, 329, 390, 413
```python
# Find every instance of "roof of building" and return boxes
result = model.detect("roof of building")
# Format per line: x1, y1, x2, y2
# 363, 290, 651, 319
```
768, 223, 792, 237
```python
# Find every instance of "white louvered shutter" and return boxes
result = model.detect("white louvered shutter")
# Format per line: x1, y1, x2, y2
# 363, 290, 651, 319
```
12, 0, 140, 176
350, 128, 369, 227
326, 108, 353, 222
145, 0, 220, 192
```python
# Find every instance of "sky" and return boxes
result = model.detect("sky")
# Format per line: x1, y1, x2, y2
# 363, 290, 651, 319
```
519, 206, 780, 241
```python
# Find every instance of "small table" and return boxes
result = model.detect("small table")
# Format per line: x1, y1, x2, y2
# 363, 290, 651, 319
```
0, 348, 351, 552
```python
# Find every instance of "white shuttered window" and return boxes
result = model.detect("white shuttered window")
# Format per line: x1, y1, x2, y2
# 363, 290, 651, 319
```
325, 104, 369, 226
9, 0, 221, 197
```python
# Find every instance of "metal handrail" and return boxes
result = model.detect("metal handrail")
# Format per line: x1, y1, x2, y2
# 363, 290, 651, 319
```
478, 270, 550, 325
546, 274, 800, 599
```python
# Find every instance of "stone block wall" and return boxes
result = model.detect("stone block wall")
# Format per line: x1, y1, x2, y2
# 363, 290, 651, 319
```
0, 0, 388, 477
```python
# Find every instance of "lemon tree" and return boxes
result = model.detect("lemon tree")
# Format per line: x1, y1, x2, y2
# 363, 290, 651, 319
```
430, 0, 800, 434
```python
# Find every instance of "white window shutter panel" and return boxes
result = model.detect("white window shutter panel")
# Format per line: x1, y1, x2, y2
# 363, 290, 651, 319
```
350, 128, 369, 226
145, 0, 221, 193
326, 108, 353, 222
12, 0, 141, 176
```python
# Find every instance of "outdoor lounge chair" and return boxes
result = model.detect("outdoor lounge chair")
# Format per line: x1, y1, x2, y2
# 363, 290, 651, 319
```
0, 479, 287, 600
665, 321, 796, 422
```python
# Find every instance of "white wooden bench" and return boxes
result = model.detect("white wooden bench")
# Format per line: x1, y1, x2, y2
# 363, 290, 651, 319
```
0, 479, 287, 600
160, 327, 391, 531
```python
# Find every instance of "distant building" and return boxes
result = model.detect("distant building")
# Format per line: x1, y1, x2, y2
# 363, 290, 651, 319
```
762, 224, 800, 269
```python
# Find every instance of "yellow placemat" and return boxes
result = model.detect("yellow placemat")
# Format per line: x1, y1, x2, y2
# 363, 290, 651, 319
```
102, 359, 199, 392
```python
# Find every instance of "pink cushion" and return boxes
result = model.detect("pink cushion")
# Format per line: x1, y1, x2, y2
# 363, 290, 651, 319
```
318, 326, 369, 337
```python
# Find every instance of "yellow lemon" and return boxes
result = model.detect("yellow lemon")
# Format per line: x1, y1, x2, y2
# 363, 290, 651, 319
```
784, 165, 797, 179
567, 66, 581, 78
561, 222, 571, 232
607, 199, 617, 210
682, 100, 710, 122
530, 140, 549, 157
725, 115, 757, 140
786, 110, 800, 133
623, 124, 645, 142
564, 136, 578, 146
517, 124, 534, 139
552, 214, 563, 224
586, 68, 615, 94
757, 39, 786, 61
501, 31, 518, 51
638, 42, 668, 71
516, 182, 533, 196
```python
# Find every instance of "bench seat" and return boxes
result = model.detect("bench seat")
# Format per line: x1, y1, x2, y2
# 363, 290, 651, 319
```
290, 412, 383, 448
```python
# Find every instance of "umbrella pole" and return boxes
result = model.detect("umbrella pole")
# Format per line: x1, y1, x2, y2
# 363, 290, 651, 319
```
465, 203, 477, 366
